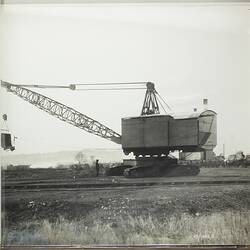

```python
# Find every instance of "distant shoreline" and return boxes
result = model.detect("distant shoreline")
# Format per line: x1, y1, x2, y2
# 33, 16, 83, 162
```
1, 148, 124, 168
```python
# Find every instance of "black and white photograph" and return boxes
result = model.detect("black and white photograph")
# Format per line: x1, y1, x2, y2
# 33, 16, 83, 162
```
0, 0, 250, 246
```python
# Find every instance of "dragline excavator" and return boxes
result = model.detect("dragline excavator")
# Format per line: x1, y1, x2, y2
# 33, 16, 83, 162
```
1, 80, 217, 177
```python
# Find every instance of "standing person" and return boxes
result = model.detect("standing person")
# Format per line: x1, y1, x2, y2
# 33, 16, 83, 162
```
96, 159, 99, 177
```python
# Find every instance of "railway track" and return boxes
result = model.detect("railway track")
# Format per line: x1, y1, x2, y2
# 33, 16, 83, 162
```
2, 178, 250, 190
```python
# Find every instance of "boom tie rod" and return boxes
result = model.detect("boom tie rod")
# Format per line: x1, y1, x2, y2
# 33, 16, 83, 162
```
76, 87, 146, 91
9, 82, 148, 91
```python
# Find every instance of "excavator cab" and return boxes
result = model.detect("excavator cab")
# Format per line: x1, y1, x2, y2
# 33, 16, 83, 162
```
1, 114, 15, 151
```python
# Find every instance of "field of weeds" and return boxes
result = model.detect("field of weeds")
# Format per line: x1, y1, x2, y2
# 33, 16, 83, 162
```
2, 168, 250, 245
2, 210, 250, 245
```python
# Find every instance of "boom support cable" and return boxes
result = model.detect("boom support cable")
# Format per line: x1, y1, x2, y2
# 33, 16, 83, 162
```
74, 82, 147, 86
156, 96, 168, 115
9, 82, 148, 91
156, 92, 172, 111
76, 87, 146, 91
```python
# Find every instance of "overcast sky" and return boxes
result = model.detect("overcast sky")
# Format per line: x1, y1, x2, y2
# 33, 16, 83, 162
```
0, 3, 249, 156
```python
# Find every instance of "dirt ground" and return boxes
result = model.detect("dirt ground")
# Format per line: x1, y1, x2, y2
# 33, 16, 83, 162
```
2, 185, 250, 229
2, 167, 250, 230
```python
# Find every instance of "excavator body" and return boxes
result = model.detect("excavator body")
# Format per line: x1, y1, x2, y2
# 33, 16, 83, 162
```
117, 110, 216, 178
122, 111, 217, 157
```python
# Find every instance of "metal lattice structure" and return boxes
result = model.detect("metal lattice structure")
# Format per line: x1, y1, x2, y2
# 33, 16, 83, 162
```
1, 81, 122, 144
141, 82, 160, 116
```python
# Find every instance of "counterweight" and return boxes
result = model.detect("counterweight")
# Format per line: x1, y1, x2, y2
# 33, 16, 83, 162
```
1, 81, 122, 144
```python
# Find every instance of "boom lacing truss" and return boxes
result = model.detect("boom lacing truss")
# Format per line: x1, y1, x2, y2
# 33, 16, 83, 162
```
1, 81, 122, 144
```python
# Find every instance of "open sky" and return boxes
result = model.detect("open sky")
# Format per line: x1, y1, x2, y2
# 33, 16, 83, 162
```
0, 3, 249, 157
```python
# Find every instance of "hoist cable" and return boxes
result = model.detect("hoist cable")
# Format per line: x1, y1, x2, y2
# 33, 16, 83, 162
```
1, 120, 9, 132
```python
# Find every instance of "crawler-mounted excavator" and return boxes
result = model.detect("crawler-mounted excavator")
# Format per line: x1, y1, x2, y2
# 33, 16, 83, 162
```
1, 80, 217, 177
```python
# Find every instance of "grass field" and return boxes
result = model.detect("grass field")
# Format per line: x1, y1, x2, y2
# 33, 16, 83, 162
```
2, 168, 250, 245
2, 210, 250, 245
